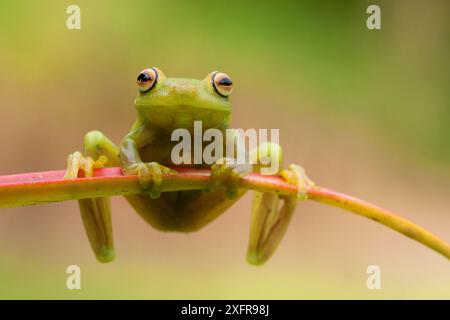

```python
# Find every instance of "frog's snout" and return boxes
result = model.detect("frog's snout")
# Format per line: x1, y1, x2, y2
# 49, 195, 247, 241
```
169, 84, 199, 97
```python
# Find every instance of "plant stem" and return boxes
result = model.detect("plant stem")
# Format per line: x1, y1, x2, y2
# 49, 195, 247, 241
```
0, 167, 449, 259
307, 188, 450, 260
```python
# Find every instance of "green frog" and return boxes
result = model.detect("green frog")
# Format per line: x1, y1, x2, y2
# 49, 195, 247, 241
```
64, 67, 313, 264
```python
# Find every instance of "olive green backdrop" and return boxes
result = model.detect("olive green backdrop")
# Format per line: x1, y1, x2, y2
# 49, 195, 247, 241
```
0, 0, 449, 298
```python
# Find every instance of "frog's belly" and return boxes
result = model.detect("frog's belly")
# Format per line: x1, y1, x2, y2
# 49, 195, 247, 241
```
139, 142, 175, 165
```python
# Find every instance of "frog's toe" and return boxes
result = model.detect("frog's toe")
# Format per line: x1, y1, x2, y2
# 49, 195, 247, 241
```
64, 152, 83, 179
225, 168, 244, 199
281, 164, 315, 200
208, 158, 229, 190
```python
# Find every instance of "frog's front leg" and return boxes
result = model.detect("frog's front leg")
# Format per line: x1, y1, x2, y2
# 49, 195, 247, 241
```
120, 137, 175, 199
246, 143, 315, 265
120, 134, 252, 232
64, 130, 120, 262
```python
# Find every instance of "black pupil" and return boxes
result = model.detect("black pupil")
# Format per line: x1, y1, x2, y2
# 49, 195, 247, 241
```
138, 72, 152, 83
218, 77, 232, 86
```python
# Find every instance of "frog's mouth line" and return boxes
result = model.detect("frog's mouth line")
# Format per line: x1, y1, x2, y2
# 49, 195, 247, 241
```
136, 104, 231, 130
135, 102, 231, 113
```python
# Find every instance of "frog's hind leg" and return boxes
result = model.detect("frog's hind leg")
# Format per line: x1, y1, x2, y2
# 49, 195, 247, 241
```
246, 192, 297, 265
246, 143, 315, 265
65, 130, 120, 263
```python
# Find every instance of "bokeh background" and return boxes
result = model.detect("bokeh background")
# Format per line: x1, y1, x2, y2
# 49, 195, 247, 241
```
0, 0, 449, 299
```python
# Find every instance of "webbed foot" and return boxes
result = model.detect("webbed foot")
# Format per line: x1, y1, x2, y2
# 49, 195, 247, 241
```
64, 151, 107, 179
280, 164, 315, 200
124, 162, 175, 199
208, 157, 252, 199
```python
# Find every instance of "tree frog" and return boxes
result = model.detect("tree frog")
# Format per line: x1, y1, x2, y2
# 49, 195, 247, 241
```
64, 67, 313, 264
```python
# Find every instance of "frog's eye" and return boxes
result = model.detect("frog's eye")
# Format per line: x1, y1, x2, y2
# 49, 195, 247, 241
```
212, 72, 233, 97
137, 68, 158, 93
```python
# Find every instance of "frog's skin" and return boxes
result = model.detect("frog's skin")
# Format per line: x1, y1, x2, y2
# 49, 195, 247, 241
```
65, 67, 313, 264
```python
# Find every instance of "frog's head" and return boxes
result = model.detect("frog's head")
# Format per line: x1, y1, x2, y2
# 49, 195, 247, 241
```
134, 67, 233, 130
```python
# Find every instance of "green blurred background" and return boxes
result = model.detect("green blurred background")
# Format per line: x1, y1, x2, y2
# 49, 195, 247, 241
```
0, 0, 449, 299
